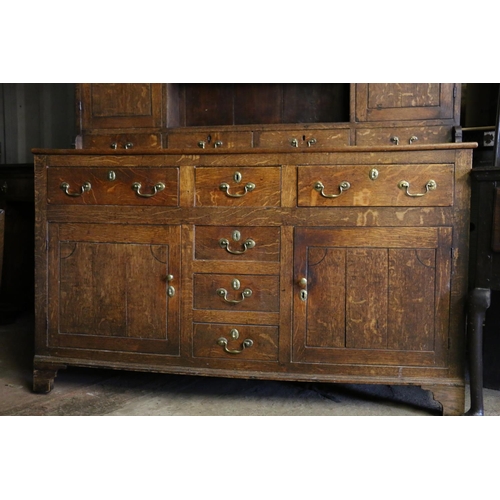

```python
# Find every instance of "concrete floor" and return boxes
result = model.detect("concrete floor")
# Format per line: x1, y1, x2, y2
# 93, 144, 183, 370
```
2, 311, 500, 416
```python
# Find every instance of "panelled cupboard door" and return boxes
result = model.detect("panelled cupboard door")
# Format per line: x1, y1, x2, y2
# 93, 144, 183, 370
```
293, 227, 452, 367
354, 83, 458, 123
81, 83, 163, 130
47, 223, 181, 355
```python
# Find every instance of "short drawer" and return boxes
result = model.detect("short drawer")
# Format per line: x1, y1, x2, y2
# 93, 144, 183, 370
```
195, 167, 281, 206
257, 128, 350, 148
297, 164, 454, 207
167, 130, 253, 149
193, 323, 279, 361
195, 226, 280, 261
47, 167, 179, 205
193, 274, 280, 312
355, 126, 452, 146
82, 133, 162, 150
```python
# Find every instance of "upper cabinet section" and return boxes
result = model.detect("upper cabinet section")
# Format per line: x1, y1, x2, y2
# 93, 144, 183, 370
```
76, 83, 462, 150
353, 83, 460, 123
80, 84, 163, 130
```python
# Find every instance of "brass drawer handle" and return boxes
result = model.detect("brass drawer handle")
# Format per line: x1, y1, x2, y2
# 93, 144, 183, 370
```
132, 182, 165, 198
313, 180, 350, 198
307, 138, 317, 147
390, 136, 400, 145
60, 181, 91, 197
216, 287, 252, 304
124, 142, 134, 149
219, 182, 255, 198
219, 237, 256, 254
398, 179, 437, 197
217, 336, 253, 354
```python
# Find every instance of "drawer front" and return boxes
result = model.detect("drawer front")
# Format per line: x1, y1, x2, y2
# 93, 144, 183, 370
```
82, 133, 162, 150
47, 167, 179, 206
193, 323, 279, 361
195, 226, 281, 262
193, 274, 280, 312
355, 126, 452, 146
167, 130, 253, 149
257, 128, 350, 148
195, 167, 281, 206
298, 164, 453, 207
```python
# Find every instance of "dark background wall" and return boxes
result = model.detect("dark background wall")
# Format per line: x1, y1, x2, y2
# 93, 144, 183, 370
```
0, 83, 76, 164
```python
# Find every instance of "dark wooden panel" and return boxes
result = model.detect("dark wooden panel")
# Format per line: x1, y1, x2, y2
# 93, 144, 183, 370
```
283, 83, 349, 123
387, 249, 436, 351
234, 84, 282, 125
59, 242, 168, 339
91, 84, 152, 117
178, 83, 350, 127
346, 249, 388, 349
182, 84, 234, 126
305, 247, 346, 348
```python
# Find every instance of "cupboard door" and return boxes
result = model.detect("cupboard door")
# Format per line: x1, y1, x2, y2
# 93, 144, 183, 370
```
293, 227, 452, 367
47, 223, 180, 355
81, 83, 163, 130
354, 83, 458, 123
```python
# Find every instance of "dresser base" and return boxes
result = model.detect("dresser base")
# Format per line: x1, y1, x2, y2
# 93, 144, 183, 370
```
32, 356, 465, 415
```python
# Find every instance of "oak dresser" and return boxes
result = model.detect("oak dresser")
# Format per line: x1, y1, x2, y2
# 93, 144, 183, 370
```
32, 83, 475, 415
33, 142, 473, 415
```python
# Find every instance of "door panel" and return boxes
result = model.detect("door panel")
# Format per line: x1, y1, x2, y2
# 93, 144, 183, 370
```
81, 83, 163, 130
355, 83, 457, 122
48, 223, 180, 354
293, 227, 452, 366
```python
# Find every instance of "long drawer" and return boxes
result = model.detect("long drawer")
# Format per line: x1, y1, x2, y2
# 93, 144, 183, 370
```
297, 164, 454, 207
47, 167, 179, 205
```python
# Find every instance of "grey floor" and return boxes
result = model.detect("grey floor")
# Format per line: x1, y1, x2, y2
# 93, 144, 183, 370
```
2, 311, 500, 416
